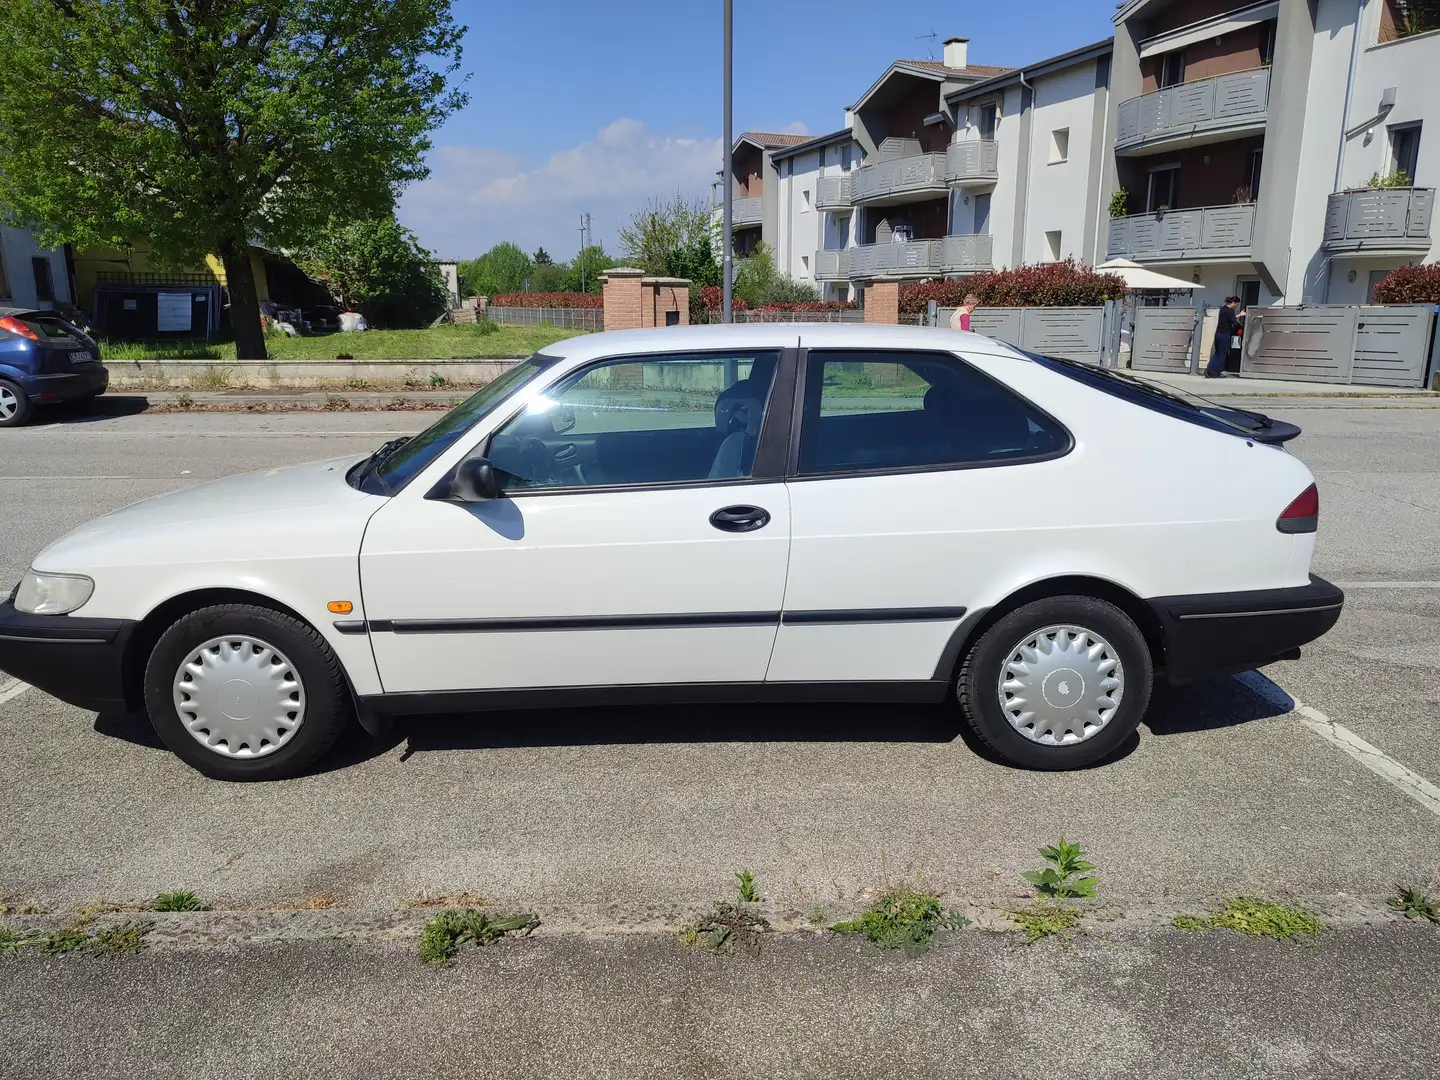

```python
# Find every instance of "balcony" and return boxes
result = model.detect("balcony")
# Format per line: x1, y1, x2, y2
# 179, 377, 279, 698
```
1115, 68, 1270, 155
815, 175, 852, 211
1107, 203, 1256, 262
945, 140, 999, 186
820, 234, 994, 280
851, 152, 949, 207
1322, 188, 1434, 253
732, 195, 762, 227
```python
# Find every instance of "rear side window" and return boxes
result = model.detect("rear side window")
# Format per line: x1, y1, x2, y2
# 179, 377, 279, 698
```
796, 349, 1070, 475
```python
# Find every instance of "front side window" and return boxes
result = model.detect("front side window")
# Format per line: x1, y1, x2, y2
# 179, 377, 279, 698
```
487, 351, 780, 491
796, 350, 1068, 475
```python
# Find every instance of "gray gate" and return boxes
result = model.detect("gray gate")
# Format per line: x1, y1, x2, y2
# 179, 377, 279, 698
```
942, 305, 1111, 364
1130, 306, 1198, 373
1242, 304, 1434, 387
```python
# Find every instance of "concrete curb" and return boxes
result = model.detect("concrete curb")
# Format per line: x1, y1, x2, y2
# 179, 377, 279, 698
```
105, 358, 522, 391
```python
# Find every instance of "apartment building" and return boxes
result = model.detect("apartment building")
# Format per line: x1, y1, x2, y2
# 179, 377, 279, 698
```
0, 225, 72, 311
712, 131, 810, 260
1103, 0, 1439, 308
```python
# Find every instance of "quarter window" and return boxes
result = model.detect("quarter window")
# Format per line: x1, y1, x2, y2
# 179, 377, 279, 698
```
488, 351, 780, 490
796, 350, 1068, 475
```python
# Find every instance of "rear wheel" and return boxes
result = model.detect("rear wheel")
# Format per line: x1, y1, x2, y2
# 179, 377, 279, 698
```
0, 380, 31, 427
143, 604, 352, 781
957, 596, 1153, 770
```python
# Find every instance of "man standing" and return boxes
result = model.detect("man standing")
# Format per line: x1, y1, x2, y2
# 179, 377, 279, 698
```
1206, 296, 1242, 378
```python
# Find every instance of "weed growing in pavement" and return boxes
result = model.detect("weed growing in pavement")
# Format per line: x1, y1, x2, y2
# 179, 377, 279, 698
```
152, 891, 209, 913
680, 902, 771, 955
324, 394, 351, 411
2, 919, 156, 956
86, 922, 154, 955
1007, 904, 1082, 943
403, 368, 423, 388
419, 909, 538, 966
831, 888, 970, 956
735, 869, 760, 904
343, 377, 370, 390
808, 904, 827, 927
190, 367, 234, 391
428, 371, 447, 387
0, 926, 34, 955
1171, 897, 1324, 941
1387, 885, 1440, 924
173, 392, 195, 409
1023, 839, 1100, 900
389, 395, 407, 409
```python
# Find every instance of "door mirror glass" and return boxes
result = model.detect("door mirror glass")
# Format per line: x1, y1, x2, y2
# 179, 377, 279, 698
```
549, 405, 576, 435
451, 456, 500, 501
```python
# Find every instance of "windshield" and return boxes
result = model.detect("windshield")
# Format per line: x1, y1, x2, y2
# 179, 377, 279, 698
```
351, 353, 558, 495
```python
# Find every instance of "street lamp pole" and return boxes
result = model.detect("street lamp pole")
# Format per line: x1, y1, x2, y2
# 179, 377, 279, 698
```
722, 0, 733, 324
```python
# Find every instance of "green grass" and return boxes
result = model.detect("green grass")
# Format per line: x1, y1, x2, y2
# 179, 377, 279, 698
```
1173, 897, 1325, 941
100, 324, 584, 363
418, 909, 537, 966
1007, 904, 1083, 943
1, 919, 155, 956
151, 890, 209, 913
832, 888, 970, 955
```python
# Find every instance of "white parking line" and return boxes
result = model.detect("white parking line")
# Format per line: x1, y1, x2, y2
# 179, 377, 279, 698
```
0, 680, 30, 707
1332, 581, 1440, 589
1236, 670, 1440, 818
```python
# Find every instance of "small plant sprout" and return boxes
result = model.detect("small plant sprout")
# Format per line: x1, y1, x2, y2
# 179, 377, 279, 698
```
1387, 885, 1440, 925
735, 869, 759, 904
680, 903, 770, 955
418, 909, 538, 966
1022, 838, 1100, 900
152, 890, 209, 912
831, 888, 969, 956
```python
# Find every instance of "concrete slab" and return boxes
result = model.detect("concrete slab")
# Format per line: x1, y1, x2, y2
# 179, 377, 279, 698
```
1136, 371, 1435, 397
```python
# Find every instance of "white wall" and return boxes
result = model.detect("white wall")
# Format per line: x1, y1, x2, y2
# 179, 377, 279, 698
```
774, 141, 859, 289
1021, 62, 1101, 266
0, 225, 71, 309
951, 86, 1022, 267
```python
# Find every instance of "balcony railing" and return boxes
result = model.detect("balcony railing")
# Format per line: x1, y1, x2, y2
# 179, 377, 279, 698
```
1115, 68, 1270, 154
818, 234, 994, 280
851, 152, 949, 206
1322, 188, 1434, 252
945, 140, 999, 185
732, 195, 762, 227
815, 175, 852, 211
1107, 203, 1256, 261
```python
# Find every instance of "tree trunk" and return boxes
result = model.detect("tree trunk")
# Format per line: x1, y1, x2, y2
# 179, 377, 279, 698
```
222, 246, 268, 361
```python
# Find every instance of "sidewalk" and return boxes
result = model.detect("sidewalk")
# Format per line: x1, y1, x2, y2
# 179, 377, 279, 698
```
1133, 370, 1435, 397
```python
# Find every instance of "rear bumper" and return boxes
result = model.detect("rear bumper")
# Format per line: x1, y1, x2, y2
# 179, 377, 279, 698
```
19, 367, 109, 401
0, 599, 136, 713
1149, 575, 1344, 684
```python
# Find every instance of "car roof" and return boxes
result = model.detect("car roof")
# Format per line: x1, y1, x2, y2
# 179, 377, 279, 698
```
536, 323, 1029, 366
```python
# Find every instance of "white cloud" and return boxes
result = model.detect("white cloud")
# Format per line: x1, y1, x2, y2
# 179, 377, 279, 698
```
398, 119, 722, 261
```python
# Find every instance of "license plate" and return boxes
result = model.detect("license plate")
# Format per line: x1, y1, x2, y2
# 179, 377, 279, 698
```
69, 350, 92, 364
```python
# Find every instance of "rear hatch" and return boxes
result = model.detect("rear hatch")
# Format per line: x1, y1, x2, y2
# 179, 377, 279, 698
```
0, 312, 101, 371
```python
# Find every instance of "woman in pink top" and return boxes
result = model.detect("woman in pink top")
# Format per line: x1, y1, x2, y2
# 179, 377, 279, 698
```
949, 293, 981, 332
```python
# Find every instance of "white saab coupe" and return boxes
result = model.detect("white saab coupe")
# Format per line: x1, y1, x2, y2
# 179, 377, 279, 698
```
0, 325, 1342, 780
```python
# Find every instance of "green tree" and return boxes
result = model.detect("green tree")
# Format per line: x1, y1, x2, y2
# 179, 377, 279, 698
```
0, 0, 466, 359
532, 247, 553, 266
619, 194, 717, 279
458, 241, 532, 296
298, 216, 447, 328
562, 245, 616, 293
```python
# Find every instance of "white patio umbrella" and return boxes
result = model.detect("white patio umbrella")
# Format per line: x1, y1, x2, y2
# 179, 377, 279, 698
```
1096, 259, 1199, 291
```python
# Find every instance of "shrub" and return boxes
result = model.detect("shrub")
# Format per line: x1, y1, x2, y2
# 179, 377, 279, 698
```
488, 291, 603, 309
1371, 262, 1440, 304
1108, 188, 1130, 219
759, 300, 857, 311
898, 259, 1127, 314
1367, 170, 1414, 189
298, 216, 448, 329
698, 285, 749, 312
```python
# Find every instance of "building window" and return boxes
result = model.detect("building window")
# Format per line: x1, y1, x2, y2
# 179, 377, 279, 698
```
1380, 0, 1440, 44
1044, 231, 1063, 262
803, 189, 812, 208
1368, 268, 1394, 302
1146, 164, 1180, 212
978, 103, 998, 140
973, 193, 992, 234
1391, 123, 1422, 184
1247, 149, 1263, 201
31, 257, 54, 303
1159, 50, 1186, 89
1049, 128, 1070, 164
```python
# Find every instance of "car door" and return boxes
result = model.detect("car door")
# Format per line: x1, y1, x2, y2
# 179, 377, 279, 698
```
359, 347, 797, 695
766, 345, 1071, 685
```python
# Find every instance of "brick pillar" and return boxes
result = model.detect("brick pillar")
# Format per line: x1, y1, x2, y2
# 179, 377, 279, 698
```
864, 280, 900, 324
640, 277, 692, 328
602, 267, 645, 331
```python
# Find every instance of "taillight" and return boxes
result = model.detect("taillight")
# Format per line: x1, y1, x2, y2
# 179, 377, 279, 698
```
1277, 483, 1319, 534
0, 316, 38, 341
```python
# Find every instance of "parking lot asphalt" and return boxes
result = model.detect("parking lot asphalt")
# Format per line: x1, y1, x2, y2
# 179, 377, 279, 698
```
1, 399, 1438, 920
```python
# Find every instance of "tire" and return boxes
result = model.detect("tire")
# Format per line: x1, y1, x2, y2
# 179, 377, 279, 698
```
957, 596, 1153, 771
0, 379, 32, 428
143, 603, 352, 781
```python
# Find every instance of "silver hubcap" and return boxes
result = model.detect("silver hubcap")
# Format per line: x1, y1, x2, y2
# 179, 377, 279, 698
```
997, 624, 1124, 746
0, 387, 17, 420
172, 636, 306, 758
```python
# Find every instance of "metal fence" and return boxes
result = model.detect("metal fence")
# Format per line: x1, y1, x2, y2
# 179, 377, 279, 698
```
483, 306, 604, 331
730, 309, 865, 324
1129, 307, 1199, 373
1241, 304, 1436, 387
931, 304, 1116, 365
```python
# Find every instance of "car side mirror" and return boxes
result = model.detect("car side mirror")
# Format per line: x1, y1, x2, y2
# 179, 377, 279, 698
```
451, 456, 500, 502
550, 406, 576, 435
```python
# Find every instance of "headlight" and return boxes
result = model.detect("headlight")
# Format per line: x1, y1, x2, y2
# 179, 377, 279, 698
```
14, 570, 95, 615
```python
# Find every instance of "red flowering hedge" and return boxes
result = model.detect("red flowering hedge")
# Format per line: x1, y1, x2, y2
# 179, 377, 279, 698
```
489, 292, 603, 309
898, 259, 1127, 314
1371, 263, 1440, 305
699, 285, 750, 312
760, 300, 858, 311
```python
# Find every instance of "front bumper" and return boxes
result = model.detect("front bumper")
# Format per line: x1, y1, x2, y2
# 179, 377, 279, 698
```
0, 599, 136, 713
20, 367, 109, 402
1149, 575, 1345, 684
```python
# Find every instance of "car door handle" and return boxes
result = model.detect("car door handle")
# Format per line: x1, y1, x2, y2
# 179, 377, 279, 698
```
710, 505, 771, 533
553, 443, 578, 462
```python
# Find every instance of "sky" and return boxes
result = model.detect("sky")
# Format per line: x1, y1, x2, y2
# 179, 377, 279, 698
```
396, 0, 1119, 263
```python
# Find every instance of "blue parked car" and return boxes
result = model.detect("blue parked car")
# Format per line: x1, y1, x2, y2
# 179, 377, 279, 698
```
0, 307, 108, 426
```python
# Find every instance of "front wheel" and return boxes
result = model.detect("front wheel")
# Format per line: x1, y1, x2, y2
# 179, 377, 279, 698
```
143, 604, 352, 781
957, 596, 1153, 770
0, 379, 32, 427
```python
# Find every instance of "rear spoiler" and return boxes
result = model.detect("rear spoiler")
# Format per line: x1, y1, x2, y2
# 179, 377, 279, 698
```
1203, 405, 1301, 445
